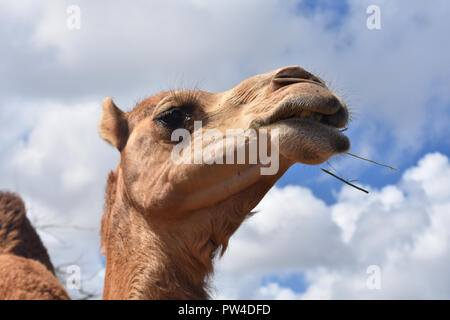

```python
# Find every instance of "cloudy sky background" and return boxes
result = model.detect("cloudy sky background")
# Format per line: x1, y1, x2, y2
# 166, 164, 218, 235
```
0, 0, 449, 299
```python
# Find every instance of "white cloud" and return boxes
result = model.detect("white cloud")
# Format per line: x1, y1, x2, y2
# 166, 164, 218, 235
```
2, 101, 118, 226
258, 283, 301, 300
213, 152, 450, 299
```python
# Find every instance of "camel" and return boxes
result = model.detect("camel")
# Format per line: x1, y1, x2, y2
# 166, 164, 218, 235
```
0, 65, 349, 300
0, 192, 69, 299
99, 65, 349, 299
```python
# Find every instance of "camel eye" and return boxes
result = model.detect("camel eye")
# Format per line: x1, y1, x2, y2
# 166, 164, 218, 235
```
154, 107, 190, 130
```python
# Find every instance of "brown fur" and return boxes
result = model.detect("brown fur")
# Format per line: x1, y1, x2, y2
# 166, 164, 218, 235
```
99, 66, 350, 299
0, 192, 69, 300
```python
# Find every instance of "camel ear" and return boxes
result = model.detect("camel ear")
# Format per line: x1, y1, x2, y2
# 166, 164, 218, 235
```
99, 97, 129, 151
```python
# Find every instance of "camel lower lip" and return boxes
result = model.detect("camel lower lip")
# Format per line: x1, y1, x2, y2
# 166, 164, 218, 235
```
272, 117, 351, 153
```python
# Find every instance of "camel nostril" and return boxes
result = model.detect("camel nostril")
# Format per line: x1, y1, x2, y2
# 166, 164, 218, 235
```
272, 65, 324, 87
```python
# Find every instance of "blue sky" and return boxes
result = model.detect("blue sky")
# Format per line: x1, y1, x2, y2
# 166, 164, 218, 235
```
297, 0, 350, 29
1, 0, 450, 299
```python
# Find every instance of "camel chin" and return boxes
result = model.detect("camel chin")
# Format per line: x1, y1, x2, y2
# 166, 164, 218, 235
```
275, 118, 350, 165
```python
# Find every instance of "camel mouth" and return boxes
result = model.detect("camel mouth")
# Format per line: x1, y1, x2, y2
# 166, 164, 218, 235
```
250, 93, 351, 162
269, 108, 339, 128
253, 94, 349, 130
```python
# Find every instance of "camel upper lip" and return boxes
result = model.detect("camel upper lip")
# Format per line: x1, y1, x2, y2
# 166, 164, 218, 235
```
255, 95, 348, 129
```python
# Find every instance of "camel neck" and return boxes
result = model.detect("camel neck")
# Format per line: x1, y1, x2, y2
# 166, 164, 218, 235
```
101, 172, 214, 300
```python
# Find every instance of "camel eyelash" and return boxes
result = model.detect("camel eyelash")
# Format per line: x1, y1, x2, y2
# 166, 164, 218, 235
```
167, 89, 202, 109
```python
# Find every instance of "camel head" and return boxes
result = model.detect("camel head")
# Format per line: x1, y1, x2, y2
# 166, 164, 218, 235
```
99, 65, 350, 299
100, 65, 348, 217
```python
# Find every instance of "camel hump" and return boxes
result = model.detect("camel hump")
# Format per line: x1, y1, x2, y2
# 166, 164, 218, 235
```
0, 191, 55, 274
0, 191, 27, 253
